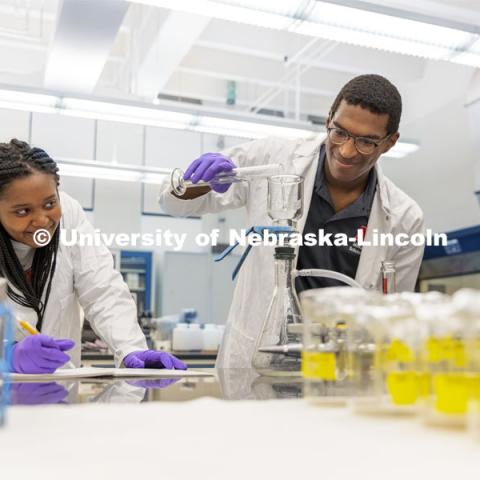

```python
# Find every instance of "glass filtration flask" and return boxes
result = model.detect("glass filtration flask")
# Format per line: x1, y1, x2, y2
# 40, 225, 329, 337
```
252, 246, 302, 376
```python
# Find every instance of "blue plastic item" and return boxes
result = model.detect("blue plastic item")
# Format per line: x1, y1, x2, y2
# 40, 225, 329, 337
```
182, 309, 198, 323
214, 225, 295, 280
0, 302, 13, 427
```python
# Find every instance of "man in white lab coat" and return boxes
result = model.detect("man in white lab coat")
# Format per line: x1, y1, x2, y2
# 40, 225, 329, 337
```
159, 74, 425, 368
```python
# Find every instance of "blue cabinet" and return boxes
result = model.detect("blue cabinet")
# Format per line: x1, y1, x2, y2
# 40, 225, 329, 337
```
119, 250, 154, 317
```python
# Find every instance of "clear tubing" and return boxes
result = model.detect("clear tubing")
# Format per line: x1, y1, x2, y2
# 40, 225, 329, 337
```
294, 268, 363, 289
171, 163, 284, 195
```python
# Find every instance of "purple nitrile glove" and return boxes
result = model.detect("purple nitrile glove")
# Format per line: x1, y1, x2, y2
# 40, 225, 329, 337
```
11, 382, 69, 405
123, 350, 187, 370
184, 153, 235, 193
126, 378, 181, 389
10, 334, 75, 374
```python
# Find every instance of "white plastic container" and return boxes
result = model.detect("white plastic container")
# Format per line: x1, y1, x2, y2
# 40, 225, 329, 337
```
172, 323, 203, 351
203, 324, 220, 351
216, 325, 225, 349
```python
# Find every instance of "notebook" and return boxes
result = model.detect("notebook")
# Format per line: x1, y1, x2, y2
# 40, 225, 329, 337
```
9, 367, 214, 382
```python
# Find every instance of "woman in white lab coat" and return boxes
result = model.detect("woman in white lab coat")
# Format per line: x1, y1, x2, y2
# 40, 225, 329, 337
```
0, 139, 186, 373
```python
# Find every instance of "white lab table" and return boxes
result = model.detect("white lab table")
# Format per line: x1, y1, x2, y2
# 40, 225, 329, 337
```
1, 383, 479, 479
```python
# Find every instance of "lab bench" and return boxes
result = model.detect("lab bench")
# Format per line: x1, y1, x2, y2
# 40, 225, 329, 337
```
3, 369, 479, 479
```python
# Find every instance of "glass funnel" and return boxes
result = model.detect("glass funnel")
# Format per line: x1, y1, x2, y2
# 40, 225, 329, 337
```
267, 174, 303, 228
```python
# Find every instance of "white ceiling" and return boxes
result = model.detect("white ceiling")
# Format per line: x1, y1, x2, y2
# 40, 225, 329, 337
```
0, 0, 478, 126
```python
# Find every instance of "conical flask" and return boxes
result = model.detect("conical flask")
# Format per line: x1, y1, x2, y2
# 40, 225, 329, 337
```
252, 246, 302, 376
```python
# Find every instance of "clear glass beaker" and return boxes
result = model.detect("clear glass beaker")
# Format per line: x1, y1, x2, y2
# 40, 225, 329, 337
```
349, 294, 423, 415
300, 287, 377, 405
170, 163, 283, 196
416, 292, 469, 428
0, 278, 13, 427
267, 175, 303, 228
452, 289, 480, 439
252, 247, 302, 377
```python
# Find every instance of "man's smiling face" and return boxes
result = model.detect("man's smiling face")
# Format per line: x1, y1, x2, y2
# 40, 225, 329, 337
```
325, 99, 399, 186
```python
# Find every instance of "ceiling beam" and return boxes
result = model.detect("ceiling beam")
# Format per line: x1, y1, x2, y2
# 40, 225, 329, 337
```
174, 66, 336, 97
136, 10, 210, 99
195, 39, 365, 76
44, 0, 129, 94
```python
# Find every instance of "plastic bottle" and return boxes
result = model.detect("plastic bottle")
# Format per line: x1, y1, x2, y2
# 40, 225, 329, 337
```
202, 324, 220, 351
172, 323, 203, 351
0, 278, 13, 427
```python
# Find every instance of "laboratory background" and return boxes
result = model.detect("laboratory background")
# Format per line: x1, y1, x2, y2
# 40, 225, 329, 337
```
0, 0, 480, 478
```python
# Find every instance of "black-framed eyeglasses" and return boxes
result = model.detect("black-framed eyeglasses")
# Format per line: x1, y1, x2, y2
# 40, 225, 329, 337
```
326, 125, 391, 155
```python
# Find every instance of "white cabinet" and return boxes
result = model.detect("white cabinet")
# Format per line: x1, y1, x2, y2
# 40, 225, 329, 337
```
161, 251, 238, 324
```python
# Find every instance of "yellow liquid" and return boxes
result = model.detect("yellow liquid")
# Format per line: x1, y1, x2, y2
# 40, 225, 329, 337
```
386, 371, 419, 406
433, 373, 470, 415
426, 337, 466, 368
302, 351, 336, 381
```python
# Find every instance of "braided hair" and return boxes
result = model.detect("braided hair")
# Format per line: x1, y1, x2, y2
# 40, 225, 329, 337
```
0, 139, 60, 331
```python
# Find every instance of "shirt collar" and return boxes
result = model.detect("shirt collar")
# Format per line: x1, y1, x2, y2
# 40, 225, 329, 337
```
11, 239, 35, 270
313, 144, 378, 212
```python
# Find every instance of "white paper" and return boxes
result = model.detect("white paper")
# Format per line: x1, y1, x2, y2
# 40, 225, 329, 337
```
10, 367, 213, 382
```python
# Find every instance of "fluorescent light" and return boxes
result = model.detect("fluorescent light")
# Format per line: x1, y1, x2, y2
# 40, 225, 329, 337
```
382, 141, 419, 159
130, 0, 480, 64
307, 2, 473, 53
0, 87, 318, 139
0, 90, 58, 114
60, 97, 316, 139
132, 0, 294, 30
0, 87, 418, 157
195, 115, 317, 139
294, 21, 455, 60
57, 158, 170, 184
62, 98, 195, 130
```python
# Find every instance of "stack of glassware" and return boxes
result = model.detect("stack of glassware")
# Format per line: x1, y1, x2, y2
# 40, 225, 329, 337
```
300, 287, 480, 440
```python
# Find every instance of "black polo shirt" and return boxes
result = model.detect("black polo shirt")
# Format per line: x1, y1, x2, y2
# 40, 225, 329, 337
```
295, 144, 377, 294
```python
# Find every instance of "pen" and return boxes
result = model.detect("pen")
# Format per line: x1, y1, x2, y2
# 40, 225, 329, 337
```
18, 320, 76, 369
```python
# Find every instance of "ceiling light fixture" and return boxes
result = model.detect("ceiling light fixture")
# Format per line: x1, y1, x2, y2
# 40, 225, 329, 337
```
131, 0, 480, 67
56, 157, 170, 184
0, 86, 417, 158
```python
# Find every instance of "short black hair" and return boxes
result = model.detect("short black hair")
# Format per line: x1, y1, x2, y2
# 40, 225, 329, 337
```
329, 74, 402, 134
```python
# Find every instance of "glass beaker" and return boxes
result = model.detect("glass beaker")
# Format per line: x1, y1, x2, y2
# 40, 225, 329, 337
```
350, 294, 423, 415
416, 292, 469, 427
0, 278, 13, 427
452, 289, 480, 439
300, 287, 376, 405
252, 247, 302, 377
170, 163, 283, 196
267, 175, 303, 228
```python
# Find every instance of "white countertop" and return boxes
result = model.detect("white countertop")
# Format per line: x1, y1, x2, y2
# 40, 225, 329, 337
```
1, 398, 478, 479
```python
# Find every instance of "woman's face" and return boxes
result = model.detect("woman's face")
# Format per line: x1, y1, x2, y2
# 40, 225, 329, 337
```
0, 172, 61, 248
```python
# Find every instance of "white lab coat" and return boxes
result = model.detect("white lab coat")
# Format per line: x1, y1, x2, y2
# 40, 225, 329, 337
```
8, 191, 147, 367
158, 135, 425, 368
